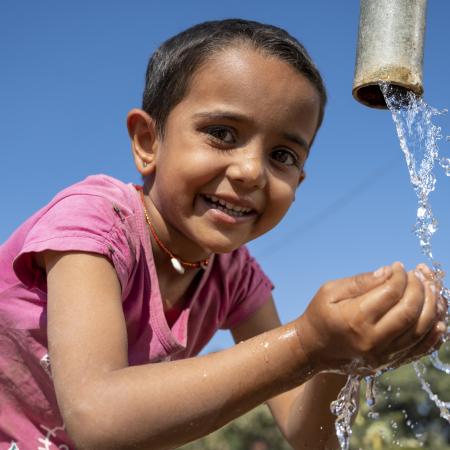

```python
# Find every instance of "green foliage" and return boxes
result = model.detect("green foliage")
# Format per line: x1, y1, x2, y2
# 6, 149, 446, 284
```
351, 341, 450, 450
181, 342, 450, 449
180, 404, 290, 450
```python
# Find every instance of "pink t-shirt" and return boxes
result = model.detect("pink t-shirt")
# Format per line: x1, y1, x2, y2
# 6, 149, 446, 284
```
0, 174, 273, 449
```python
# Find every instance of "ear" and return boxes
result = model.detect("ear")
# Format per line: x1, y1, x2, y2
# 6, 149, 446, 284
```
291, 171, 306, 203
127, 108, 159, 176
297, 170, 306, 187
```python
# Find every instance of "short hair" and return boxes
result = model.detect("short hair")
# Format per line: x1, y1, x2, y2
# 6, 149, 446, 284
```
142, 19, 327, 137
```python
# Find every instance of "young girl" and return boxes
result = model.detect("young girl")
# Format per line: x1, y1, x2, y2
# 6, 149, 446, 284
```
0, 19, 446, 450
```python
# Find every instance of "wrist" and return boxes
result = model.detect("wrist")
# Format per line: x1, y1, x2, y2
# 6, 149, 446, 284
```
292, 315, 325, 375
281, 320, 321, 383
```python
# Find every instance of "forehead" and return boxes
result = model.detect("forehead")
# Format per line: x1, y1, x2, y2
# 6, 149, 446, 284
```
174, 46, 321, 136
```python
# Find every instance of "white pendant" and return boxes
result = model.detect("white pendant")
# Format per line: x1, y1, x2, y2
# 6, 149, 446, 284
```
170, 257, 185, 275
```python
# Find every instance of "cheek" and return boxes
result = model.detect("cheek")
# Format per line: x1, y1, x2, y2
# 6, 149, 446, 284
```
266, 182, 296, 221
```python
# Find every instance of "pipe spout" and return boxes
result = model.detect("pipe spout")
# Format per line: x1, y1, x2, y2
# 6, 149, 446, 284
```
353, 0, 427, 108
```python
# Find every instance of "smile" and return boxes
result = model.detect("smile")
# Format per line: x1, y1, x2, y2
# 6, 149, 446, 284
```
201, 194, 253, 217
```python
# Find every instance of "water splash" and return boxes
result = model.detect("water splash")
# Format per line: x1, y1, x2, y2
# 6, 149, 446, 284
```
413, 360, 450, 422
380, 81, 450, 420
380, 83, 449, 291
332, 84, 449, 449
330, 374, 360, 449
365, 375, 376, 408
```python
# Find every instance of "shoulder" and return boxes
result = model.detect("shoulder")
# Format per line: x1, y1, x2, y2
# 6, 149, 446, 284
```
53, 174, 136, 214
10, 175, 142, 291
212, 246, 273, 295
33, 174, 140, 236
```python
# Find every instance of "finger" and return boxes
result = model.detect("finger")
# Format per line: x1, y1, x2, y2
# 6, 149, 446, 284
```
357, 262, 408, 323
389, 320, 447, 367
417, 263, 445, 292
416, 263, 435, 281
373, 270, 425, 342
438, 296, 448, 321
387, 277, 438, 351
325, 264, 394, 303
415, 266, 446, 321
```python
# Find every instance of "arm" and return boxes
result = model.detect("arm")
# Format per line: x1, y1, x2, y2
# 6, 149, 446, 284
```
45, 251, 316, 450
232, 265, 446, 450
44, 252, 445, 450
231, 297, 347, 450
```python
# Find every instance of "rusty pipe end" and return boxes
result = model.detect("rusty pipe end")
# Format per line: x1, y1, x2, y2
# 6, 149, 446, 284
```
353, 0, 427, 109
352, 69, 424, 109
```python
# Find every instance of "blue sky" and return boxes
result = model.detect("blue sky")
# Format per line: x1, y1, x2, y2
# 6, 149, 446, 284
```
1, 1, 449, 351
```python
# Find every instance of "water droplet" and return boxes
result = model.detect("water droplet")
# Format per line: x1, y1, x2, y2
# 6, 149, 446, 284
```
417, 206, 427, 218
365, 376, 376, 407
427, 220, 438, 234
440, 157, 450, 168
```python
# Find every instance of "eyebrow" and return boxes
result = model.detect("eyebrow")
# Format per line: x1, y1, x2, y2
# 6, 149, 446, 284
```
193, 110, 310, 154
192, 111, 249, 122
283, 132, 310, 155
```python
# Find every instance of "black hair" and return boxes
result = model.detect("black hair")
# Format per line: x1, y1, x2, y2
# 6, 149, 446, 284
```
142, 18, 327, 137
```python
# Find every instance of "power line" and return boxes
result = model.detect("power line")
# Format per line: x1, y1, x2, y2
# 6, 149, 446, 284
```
255, 156, 399, 260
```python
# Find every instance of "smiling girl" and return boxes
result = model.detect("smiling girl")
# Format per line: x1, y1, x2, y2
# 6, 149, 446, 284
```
0, 19, 446, 450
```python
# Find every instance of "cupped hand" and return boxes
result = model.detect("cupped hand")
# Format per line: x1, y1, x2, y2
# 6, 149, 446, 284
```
295, 262, 447, 375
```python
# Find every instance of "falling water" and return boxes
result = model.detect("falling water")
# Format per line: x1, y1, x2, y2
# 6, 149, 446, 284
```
380, 81, 450, 425
330, 374, 361, 449
332, 84, 450, 450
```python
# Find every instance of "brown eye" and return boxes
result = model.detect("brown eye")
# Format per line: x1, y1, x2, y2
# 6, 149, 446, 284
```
205, 126, 236, 144
271, 149, 299, 167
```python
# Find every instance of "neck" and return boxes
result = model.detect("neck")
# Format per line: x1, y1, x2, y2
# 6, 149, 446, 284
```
139, 188, 212, 271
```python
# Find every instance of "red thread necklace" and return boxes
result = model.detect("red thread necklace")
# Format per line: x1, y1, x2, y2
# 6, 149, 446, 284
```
138, 188, 210, 275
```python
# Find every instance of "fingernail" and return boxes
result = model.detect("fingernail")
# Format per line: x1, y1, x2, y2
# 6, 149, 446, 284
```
392, 261, 405, 270
417, 263, 428, 272
414, 269, 426, 283
430, 283, 437, 295
436, 321, 447, 333
374, 266, 386, 277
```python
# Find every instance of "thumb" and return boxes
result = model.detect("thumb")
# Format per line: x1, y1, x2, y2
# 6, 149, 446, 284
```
328, 263, 398, 302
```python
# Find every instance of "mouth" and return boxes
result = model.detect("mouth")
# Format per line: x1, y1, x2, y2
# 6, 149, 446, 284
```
201, 194, 255, 218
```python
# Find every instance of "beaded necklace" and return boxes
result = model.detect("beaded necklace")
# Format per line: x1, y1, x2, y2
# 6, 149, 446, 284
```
138, 188, 210, 274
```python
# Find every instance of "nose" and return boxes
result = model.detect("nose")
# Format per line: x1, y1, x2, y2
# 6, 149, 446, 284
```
225, 147, 267, 190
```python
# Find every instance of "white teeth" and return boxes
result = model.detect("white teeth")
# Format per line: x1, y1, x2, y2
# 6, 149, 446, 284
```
203, 194, 252, 215
217, 205, 244, 217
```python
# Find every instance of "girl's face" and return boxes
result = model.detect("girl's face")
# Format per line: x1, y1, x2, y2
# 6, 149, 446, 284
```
147, 46, 321, 258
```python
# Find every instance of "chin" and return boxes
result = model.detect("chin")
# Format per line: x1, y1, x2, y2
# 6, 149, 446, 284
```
200, 236, 246, 255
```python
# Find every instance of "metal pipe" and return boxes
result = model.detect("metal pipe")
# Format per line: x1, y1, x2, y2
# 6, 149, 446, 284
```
353, 0, 427, 108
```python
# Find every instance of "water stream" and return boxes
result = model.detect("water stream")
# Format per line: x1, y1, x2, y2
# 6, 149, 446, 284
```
332, 83, 450, 449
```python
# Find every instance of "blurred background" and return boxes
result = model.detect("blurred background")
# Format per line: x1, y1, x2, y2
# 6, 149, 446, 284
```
2, 1, 450, 448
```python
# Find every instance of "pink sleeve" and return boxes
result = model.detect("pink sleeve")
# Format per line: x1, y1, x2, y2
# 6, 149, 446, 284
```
13, 193, 135, 294
220, 247, 274, 329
